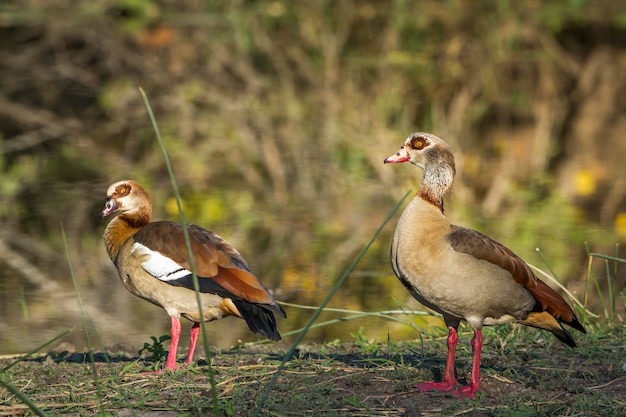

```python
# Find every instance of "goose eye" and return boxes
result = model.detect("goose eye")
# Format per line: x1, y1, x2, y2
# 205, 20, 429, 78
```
411, 137, 426, 149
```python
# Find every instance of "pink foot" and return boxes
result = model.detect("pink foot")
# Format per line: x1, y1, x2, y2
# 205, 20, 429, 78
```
449, 384, 479, 399
415, 326, 460, 393
414, 327, 483, 399
141, 362, 180, 375
140, 317, 185, 374
415, 380, 457, 392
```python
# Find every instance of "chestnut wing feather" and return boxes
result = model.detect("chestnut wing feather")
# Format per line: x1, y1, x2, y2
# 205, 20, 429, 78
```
133, 221, 283, 312
447, 226, 537, 288
447, 226, 584, 332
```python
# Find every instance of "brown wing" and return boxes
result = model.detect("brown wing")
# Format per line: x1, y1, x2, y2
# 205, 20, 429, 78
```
447, 226, 536, 287
447, 226, 585, 334
133, 221, 284, 313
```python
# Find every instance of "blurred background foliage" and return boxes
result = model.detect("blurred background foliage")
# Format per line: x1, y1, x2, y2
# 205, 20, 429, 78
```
0, 0, 624, 353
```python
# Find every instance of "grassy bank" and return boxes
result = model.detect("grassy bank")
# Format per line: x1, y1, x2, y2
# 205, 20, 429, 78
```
1, 323, 624, 416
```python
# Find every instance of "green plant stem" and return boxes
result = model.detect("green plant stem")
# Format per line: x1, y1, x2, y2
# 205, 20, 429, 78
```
277, 302, 437, 335
528, 262, 596, 316
0, 329, 72, 373
535, 247, 559, 282
139, 87, 219, 413
279, 302, 433, 316
252, 189, 412, 416
62, 224, 114, 416
589, 253, 626, 263
280, 313, 421, 337
603, 259, 613, 323
609, 244, 620, 321
61, 224, 100, 374
591, 250, 624, 323
0, 378, 48, 417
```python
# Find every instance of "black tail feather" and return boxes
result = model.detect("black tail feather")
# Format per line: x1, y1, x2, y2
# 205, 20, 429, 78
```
552, 322, 577, 348
564, 315, 587, 334
169, 274, 286, 340
232, 299, 284, 341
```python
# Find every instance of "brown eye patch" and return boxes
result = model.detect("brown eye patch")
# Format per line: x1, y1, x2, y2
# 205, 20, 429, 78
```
409, 135, 429, 150
116, 184, 131, 196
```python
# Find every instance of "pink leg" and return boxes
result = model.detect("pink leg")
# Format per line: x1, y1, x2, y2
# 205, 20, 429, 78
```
416, 326, 459, 392
451, 329, 482, 398
163, 316, 182, 371
185, 322, 200, 365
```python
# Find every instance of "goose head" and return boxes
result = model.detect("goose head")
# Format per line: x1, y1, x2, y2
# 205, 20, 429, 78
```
100, 180, 152, 223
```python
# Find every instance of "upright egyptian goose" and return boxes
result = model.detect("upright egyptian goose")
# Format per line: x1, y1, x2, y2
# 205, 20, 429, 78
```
100, 180, 286, 371
384, 132, 585, 397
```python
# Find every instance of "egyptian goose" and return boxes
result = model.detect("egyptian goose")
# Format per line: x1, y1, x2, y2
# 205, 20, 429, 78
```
384, 132, 586, 398
100, 180, 286, 371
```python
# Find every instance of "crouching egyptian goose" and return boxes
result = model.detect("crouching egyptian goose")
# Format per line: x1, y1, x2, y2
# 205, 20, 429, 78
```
100, 180, 286, 371
384, 132, 585, 398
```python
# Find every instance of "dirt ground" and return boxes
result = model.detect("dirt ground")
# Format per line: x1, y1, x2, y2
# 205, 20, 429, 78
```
1, 328, 625, 416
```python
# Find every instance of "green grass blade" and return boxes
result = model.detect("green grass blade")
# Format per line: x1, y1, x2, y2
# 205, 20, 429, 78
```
277, 302, 437, 335
138, 87, 219, 412
592, 267, 607, 320
61, 223, 114, 415
603, 259, 614, 323
0, 328, 73, 373
61, 224, 101, 373
589, 253, 626, 263
279, 302, 434, 317
527, 262, 595, 317
0, 377, 49, 417
609, 244, 620, 321
280, 313, 423, 337
535, 247, 560, 282
252, 189, 412, 416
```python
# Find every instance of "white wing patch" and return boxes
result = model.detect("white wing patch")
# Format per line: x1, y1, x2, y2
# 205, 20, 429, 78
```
132, 242, 190, 281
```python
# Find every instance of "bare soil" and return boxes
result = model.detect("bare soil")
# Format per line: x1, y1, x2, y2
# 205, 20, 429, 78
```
1, 327, 625, 416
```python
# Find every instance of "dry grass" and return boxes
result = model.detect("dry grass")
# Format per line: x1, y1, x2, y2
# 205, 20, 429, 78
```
1, 324, 625, 416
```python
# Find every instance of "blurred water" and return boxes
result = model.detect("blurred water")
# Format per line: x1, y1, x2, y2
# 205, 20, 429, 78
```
1, 211, 612, 356
0, 266, 428, 356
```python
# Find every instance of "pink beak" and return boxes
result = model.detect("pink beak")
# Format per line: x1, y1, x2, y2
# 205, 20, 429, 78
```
384, 147, 410, 164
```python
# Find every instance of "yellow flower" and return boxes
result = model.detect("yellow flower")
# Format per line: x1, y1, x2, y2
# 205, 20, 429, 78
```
574, 169, 596, 196
614, 212, 626, 238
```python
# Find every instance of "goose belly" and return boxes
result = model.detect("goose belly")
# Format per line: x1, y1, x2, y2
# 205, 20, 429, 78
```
393, 239, 535, 327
